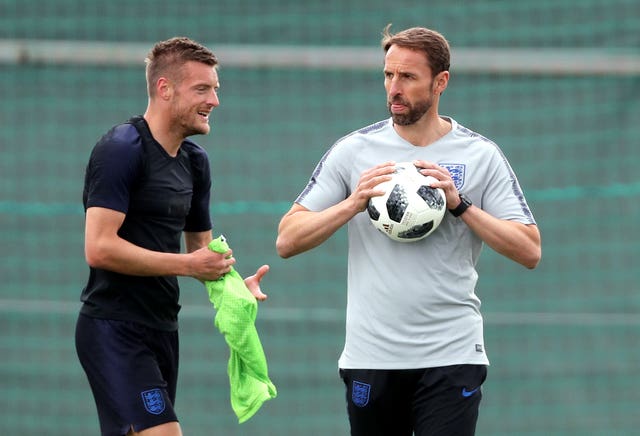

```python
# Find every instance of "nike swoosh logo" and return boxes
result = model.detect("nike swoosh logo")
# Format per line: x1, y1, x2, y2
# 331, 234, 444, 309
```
461, 387, 480, 397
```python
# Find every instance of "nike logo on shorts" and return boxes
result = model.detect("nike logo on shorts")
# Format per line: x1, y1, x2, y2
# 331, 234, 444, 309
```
461, 386, 480, 397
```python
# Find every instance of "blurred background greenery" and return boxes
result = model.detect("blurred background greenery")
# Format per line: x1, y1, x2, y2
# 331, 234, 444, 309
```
1, 1, 639, 434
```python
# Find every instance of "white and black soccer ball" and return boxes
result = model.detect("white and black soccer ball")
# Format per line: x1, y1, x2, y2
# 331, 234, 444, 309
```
367, 162, 446, 242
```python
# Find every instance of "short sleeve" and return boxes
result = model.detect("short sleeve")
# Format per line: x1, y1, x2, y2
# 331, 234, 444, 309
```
295, 141, 351, 211
83, 124, 144, 213
481, 147, 536, 225
183, 142, 212, 232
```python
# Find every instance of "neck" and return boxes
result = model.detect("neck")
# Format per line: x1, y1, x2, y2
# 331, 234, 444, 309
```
143, 109, 182, 157
393, 114, 451, 147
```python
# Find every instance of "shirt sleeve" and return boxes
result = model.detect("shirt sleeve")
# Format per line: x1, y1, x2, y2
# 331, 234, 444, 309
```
83, 126, 144, 213
480, 147, 536, 225
183, 143, 212, 232
296, 141, 351, 211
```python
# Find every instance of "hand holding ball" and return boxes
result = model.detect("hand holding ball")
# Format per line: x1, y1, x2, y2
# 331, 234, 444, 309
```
367, 162, 446, 242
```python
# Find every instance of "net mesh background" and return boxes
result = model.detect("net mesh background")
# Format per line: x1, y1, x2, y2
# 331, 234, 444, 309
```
1, 0, 639, 434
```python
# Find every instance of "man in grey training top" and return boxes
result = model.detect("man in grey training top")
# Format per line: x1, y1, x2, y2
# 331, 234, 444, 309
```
276, 25, 541, 436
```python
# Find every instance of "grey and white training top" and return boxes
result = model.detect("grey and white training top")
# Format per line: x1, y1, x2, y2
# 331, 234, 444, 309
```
296, 117, 536, 370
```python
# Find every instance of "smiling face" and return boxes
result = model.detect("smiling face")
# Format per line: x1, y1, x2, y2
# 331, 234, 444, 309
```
168, 60, 220, 137
384, 45, 445, 126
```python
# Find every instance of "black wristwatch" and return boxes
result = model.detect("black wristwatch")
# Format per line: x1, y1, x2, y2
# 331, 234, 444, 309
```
449, 193, 472, 217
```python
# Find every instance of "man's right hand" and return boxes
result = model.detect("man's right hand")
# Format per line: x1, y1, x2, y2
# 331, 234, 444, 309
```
348, 161, 396, 212
189, 245, 236, 281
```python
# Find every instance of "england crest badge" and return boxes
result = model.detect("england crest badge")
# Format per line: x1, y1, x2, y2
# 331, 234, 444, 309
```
141, 388, 165, 415
352, 381, 371, 408
440, 163, 466, 191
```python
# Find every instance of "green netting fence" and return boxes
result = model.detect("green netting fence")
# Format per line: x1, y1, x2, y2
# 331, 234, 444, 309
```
1, 1, 639, 435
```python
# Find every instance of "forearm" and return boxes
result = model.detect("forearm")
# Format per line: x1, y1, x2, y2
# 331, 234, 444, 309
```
85, 235, 193, 277
276, 201, 358, 258
85, 207, 230, 281
184, 230, 213, 253
461, 205, 541, 269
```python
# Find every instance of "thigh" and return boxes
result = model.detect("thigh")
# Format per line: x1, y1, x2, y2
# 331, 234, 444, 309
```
129, 421, 182, 436
148, 323, 179, 405
412, 365, 487, 436
75, 314, 179, 436
340, 368, 415, 436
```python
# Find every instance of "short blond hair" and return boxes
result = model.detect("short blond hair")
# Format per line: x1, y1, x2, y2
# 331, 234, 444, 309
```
145, 36, 218, 97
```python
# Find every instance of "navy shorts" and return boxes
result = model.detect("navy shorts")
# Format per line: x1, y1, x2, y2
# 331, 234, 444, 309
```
340, 365, 487, 436
75, 313, 179, 436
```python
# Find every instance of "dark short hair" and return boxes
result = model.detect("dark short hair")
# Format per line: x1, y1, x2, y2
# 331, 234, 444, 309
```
145, 37, 218, 96
381, 25, 450, 76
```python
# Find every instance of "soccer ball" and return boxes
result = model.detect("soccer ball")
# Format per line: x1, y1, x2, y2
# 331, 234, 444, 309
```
367, 162, 446, 242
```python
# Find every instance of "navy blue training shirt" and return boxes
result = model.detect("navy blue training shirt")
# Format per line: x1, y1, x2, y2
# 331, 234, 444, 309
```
80, 116, 212, 331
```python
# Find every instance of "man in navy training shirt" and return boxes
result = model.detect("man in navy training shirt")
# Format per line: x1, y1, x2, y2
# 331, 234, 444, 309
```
76, 37, 269, 436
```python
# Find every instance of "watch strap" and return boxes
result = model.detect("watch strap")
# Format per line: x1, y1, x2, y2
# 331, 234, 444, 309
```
449, 194, 471, 217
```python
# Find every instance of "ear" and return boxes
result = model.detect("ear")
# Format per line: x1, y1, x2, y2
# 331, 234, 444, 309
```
156, 77, 173, 100
434, 71, 449, 95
